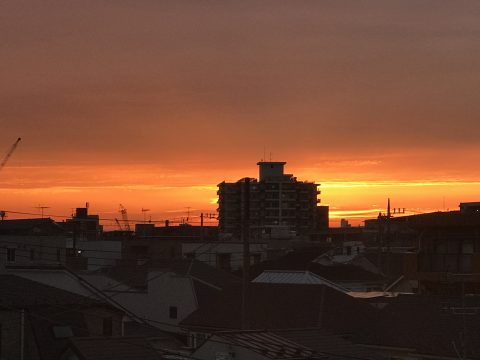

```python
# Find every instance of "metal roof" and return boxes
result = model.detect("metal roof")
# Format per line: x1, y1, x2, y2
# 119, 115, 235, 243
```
252, 270, 349, 293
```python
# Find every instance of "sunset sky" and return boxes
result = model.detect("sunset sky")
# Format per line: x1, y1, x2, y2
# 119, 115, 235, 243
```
2, 1, 480, 227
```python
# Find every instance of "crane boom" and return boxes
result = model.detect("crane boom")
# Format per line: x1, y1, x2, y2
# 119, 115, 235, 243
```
0, 137, 21, 171
119, 204, 131, 231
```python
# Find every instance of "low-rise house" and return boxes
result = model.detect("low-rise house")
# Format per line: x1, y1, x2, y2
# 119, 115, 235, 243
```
8, 259, 240, 333
0, 218, 67, 267
250, 248, 386, 292
180, 282, 379, 349
0, 274, 124, 359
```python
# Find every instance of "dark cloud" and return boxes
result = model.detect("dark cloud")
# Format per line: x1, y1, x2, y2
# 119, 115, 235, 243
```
2, 0, 480, 168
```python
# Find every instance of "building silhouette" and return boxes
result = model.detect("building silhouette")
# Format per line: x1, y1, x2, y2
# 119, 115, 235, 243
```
217, 161, 328, 240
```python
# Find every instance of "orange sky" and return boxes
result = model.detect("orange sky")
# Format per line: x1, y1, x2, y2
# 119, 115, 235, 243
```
2, 1, 480, 227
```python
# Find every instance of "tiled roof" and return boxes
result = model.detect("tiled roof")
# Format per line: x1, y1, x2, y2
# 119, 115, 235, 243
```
276, 329, 384, 360
199, 329, 385, 360
211, 332, 319, 359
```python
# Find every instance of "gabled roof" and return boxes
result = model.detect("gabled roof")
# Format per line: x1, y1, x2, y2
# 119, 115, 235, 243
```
181, 282, 378, 336
249, 248, 384, 283
0, 274, 102, 308
252, 270, 349, 293
248, 248, 332, 279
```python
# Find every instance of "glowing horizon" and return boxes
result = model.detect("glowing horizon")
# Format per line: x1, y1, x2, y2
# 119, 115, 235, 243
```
1, 162, 478, 228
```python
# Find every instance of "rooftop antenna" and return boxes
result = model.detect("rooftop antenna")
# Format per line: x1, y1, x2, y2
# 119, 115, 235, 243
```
269, 152, 272, 161
263, 146, 266, 162
35, 205, 50, 218
185, 207, 191, 223
141, 208, 150, 223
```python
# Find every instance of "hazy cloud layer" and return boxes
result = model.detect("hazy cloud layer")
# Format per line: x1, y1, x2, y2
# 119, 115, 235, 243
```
2, 1, 480, 168
2, 1, 480, 223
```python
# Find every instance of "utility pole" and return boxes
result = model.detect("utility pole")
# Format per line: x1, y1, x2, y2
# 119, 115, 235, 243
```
241, 178, 251, 330
200, 212, 204, 242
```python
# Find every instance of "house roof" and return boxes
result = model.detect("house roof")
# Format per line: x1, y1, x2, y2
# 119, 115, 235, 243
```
105, 258, 240, 291
209, 331, 319, 359
0, 218, 65, 235
307, 263, 385, 283
28, 306, 90, 360
0, 274, 102, 308
198, 329, 385, 360
252, 270, 349, 293
64, 337, 171, 360
362, 294, 480, 358
249, 248, 384, 283
181, 282, 378, 336
248, 248, 332, 278
276, 329, 385, 360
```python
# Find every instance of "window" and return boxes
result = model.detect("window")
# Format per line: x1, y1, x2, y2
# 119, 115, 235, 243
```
6, 248, 15, 263
102, 317, 113, 336
169, 306, 178, 319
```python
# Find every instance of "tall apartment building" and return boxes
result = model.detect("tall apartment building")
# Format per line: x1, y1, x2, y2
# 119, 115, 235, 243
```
217, 161, 328, 239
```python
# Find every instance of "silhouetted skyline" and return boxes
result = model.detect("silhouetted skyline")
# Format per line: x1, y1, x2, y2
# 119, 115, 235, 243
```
2, 1, 480, 225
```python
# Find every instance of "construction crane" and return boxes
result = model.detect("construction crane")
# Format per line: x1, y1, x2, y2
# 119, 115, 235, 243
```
119, 204, 131, 231
0, 137, 21, 171
114, 218, 123, 231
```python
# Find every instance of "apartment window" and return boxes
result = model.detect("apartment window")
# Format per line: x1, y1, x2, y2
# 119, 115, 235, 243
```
6, 248, 15, 263
102, 317, 113, 336
169, 306, 178, 319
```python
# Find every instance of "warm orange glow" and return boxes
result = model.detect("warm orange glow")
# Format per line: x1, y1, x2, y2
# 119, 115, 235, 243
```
1, 162, 480, 228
